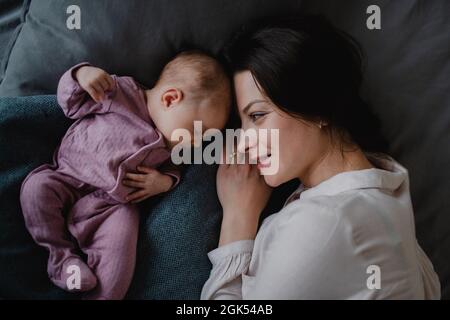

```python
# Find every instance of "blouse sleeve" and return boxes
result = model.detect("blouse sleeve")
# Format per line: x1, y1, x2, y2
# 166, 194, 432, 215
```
415, 241, 441, 299
201, 201, 377, 300
200, 240, 255, 300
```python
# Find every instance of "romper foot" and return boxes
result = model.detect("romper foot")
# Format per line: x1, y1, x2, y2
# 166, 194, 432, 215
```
50, 256, 98, 292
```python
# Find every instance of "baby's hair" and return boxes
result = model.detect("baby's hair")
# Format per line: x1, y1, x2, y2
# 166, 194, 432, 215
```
157, 50, 231, 103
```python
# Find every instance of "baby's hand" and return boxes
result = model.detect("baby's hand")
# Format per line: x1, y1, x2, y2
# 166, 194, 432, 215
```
75, 66, 115, 103
122, 166, 174, 203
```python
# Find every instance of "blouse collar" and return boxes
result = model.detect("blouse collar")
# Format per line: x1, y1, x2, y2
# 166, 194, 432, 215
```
285, 154, 409, 205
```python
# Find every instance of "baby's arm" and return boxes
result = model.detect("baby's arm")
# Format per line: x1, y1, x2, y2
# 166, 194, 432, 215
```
57, 63, 116, 119
122, 166, 179, 203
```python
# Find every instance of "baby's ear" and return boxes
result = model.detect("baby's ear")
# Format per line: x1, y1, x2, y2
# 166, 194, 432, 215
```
161, 88, 183, 108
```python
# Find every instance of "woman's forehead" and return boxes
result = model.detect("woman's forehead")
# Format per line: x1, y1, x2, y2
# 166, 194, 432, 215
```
233, 71, 265, 110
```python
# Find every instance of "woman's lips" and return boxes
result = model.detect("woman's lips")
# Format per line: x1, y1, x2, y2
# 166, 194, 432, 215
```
257, 154, 271, 169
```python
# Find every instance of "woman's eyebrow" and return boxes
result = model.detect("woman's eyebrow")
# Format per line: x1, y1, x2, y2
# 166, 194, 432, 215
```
242, 99, 267, 114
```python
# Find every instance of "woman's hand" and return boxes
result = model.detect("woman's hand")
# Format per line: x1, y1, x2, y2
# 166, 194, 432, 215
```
217, 153, 273, 246
75, 66, 115, 103
122, 166, 173, 203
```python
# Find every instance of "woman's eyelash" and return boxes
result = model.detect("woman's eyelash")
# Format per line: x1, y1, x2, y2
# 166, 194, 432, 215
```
249, 112, 267, 122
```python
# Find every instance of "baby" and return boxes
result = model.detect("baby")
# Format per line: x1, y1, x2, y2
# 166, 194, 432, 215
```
20, 51, 231, 299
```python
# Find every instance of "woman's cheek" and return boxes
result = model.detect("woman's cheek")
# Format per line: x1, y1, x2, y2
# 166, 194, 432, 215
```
261, 158, 285, 187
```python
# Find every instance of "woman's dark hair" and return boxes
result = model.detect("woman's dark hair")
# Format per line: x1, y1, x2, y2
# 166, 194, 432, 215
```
224, 15, 388, 154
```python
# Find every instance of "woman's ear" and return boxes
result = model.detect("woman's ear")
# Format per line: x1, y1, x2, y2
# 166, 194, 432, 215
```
161, 88, 183, 108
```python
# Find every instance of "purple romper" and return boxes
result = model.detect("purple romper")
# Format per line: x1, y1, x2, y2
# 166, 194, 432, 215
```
20, 63, 180, 299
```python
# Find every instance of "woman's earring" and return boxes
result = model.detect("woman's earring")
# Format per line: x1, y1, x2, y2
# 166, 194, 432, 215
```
318, 120, 328, 129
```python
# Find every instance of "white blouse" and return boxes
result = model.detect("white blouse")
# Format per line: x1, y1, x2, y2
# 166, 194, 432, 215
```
201, 155, 441, 300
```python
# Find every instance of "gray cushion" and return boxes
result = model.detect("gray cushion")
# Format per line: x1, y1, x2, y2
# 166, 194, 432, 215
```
0, 0, 25, 82
0, 0, 303, 96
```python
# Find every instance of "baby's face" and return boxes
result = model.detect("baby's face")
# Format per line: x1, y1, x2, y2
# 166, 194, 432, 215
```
155, 96, 230, 149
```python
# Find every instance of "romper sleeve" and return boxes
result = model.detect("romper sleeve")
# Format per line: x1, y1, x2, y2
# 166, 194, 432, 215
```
57, 62, 115, 119
200, 240, 255, 300
158, 161, 181, 190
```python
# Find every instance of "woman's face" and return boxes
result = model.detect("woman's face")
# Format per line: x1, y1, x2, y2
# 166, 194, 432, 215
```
234, 70, 331, 187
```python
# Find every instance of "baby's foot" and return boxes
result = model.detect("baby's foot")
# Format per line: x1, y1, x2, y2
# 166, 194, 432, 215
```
51, 256, 97, 292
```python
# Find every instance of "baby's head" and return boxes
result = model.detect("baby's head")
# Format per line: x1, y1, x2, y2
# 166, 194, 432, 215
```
146, 51, 231, 148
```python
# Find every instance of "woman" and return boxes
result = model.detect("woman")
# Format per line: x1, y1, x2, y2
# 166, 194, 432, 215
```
201, 15, 440, 299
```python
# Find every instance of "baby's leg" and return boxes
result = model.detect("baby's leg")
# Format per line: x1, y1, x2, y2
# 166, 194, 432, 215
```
20, 165, 97, 292
67, 191, 139, 300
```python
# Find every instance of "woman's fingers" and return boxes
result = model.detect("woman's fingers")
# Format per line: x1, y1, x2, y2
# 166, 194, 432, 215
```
220, 144, 255, 177
220, 146, 231, 168
227, 151, 251, 176
237, 150, 249, 165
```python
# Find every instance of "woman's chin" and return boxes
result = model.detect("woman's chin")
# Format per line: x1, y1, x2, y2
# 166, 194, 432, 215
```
263, 174, 283, 188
